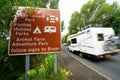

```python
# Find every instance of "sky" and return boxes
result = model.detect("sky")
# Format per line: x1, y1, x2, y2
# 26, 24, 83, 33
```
59, 0, 120, 35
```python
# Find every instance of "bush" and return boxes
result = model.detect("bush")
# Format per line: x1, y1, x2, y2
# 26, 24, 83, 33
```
0, 39, 25, 80
18, 54, 69, 80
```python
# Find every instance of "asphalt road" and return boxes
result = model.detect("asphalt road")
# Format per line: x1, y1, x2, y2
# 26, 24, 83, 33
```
62, 45, 120, 80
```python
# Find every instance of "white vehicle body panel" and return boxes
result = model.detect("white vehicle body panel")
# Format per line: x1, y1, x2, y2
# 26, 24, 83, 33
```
68, 27, 120, 56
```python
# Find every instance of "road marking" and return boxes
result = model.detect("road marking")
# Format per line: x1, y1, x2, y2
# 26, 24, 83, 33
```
68, 52, 112, 80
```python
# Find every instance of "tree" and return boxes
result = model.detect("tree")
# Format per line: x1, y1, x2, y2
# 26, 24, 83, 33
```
80, 0, 107, 28
61, 20, 65, 32
109, 8, 120, 34
103, 3, 120, 34
68, 11, 81, 34
62, 33, 70, 44
80, 0, 119, 28
49, 0, 59, 9
68, 0, 120, 35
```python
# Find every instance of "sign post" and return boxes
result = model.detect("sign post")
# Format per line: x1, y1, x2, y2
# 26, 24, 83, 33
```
25, 55, 30, 80
54, 53, 57, 74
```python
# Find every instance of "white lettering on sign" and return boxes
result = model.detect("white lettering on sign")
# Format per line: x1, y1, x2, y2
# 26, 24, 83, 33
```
50, 15, 55, 23
17, 23, 31, 27
41, 48, 47, 51
35, 9, 42, 15
48, 47, 60, 51
14, 7, 44, 19
16, 32, 29, 36
46, 15, 59, 23
28, 48, 40, 52
14, 27, 31, 32
38, 42, 48, 46
34, 37, 45, 41
16, 37, 32, 42
56, 17, 59, 22
11, 48, 27, 53
25, 18, 35, 22
33, 26, 41, 34
12, 42, 37, 46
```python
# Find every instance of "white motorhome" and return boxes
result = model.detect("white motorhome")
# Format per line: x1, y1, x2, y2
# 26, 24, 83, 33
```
68, 27, 120, 59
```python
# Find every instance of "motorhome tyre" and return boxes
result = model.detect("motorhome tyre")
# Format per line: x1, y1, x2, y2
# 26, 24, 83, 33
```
79, 52, 83, 58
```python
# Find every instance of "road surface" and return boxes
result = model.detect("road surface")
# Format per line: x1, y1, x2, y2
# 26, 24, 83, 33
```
62, 45, 120, 80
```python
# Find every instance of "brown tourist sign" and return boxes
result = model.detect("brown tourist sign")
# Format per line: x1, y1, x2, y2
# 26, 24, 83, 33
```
8, 7, 61, 55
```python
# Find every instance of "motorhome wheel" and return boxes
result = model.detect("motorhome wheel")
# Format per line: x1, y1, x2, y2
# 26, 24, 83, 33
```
79, 53, 83, 58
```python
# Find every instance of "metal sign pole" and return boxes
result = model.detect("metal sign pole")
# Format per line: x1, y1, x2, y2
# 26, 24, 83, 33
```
54, 53, 57, 74
25, 55, 30, 80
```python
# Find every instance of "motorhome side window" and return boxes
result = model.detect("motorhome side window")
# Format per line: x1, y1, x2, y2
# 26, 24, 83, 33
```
71, 38, 77, 44
97, 34, 104, 41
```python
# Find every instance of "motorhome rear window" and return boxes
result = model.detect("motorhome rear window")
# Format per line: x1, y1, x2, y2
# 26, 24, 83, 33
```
71, 38, 77, 44
97, 34, 104, 41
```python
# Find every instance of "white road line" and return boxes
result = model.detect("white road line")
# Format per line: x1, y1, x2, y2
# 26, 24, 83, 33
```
68, 52, 112, 80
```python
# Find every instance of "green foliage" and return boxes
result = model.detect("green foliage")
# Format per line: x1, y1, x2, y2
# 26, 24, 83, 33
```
61, 20, 65, 32
18, 54, 68, 80
68, 0, 120, 35
28, 69, 36, 76
0, 45, 25, 80
49, 0, 59, 9
68, 11, 81, 34
0, 39, 25, 80
0, 39, 8, 55
62, 33, 70, 44
0, 0, 13, 39
109, 9, 120, 34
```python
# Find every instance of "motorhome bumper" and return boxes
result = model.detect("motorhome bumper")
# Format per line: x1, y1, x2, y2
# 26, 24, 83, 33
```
96, 52, 119, 59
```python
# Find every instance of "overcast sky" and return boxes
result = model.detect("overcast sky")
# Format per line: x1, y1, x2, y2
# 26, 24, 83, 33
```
59, 0, 120, 35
